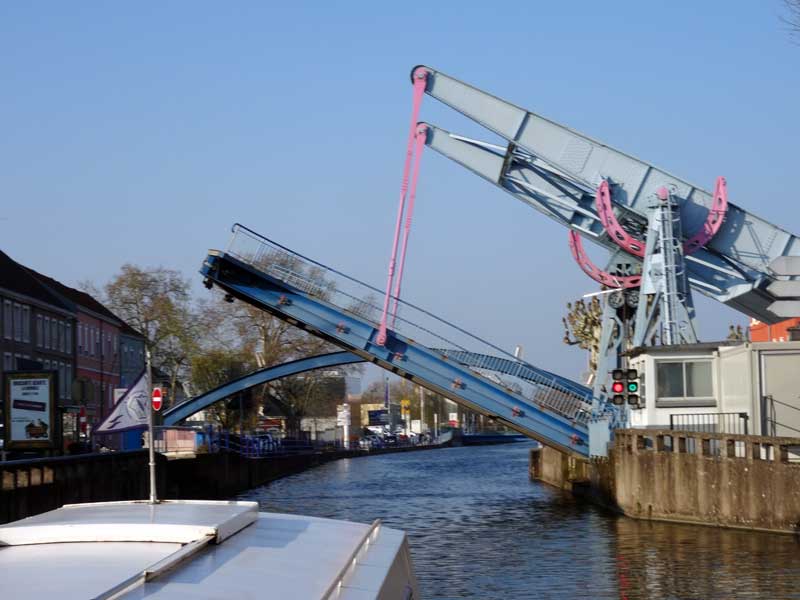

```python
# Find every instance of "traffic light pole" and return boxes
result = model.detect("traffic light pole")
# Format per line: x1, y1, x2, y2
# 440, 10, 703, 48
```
146, 349, 158, 505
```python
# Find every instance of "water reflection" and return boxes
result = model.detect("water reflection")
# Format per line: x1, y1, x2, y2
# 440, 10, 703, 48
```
612, 518, 800, 600
239, 442, 800, 599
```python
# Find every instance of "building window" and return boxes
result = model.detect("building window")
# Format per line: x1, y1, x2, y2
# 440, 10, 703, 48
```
21, 305, 30, 342
66, 323, 72, 353
66, 364, 72, 399
656, 360, 715, 407
95, 330, 100, 356
59, 363, 66, 398
43, 317, 50, 349
58, 321, 65, 353
50, 319, 57, 352
3, 300, 11, 339
3, 352, 12, 372
13, 303, 22, 341
36, 315, 43, 347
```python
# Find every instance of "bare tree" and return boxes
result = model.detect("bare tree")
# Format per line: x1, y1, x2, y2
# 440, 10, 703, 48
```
197, 290, 361, 435
782, 0, 800, 42
562, 296, 604, 375
104, 265, 198, 405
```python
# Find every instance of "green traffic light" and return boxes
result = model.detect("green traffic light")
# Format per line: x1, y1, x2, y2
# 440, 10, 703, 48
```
627, 382, 638, 393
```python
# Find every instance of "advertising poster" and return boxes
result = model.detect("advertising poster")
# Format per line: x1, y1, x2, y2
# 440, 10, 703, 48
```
336, 403, 351, 426
4, 372, 56, 449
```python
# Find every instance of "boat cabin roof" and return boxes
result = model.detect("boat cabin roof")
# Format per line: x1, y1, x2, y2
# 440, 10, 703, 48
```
0, 500, 410, 599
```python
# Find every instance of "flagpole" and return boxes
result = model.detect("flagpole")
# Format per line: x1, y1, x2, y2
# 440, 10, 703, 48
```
146, 348, 158, 504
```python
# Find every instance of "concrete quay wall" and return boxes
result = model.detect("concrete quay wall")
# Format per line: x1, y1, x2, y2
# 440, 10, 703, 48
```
531, 429, 800, 534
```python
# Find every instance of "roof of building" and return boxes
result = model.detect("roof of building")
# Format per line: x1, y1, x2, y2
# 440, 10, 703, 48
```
119, 320, 145, 339
0, 249, 146, 339
626, 340, 741, 357
0, 250, 73, 313
26, 269, 122, 326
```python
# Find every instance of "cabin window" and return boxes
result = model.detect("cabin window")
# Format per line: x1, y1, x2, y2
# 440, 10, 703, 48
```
655, 359, 714, 406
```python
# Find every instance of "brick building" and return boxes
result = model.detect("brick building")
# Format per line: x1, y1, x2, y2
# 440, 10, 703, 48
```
0, 251, 77, 446
750, 317, 800, 343
120, 322, 146, 389
29, 272, 126, 433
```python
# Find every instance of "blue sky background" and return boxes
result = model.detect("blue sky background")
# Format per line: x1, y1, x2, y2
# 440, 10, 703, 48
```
2, 1, 799, 383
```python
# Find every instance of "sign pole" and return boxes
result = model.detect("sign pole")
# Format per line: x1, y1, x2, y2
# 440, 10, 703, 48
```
146, 349, 158, 504
343, 403, 349, 450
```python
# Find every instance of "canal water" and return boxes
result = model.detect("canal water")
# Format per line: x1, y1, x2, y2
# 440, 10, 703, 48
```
239, 442, 800, 599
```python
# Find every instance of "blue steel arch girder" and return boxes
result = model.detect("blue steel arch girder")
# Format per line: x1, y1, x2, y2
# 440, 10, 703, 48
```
201, 250, 590, 457
163, 351, 365, 426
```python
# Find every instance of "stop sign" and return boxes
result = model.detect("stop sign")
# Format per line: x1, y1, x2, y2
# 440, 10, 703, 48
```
152, 387, 163, 412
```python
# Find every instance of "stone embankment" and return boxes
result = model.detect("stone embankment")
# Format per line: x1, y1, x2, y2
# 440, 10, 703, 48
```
531, 429, 800, 534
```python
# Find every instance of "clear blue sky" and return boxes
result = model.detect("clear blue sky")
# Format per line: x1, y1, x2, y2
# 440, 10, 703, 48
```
2, 1, 798, 382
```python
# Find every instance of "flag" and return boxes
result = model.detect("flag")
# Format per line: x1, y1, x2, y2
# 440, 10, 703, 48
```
95, 370, 150, 433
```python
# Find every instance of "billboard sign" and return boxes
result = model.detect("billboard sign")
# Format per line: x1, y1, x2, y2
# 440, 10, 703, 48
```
368, 409, 389, 425
4, 371, 57, 449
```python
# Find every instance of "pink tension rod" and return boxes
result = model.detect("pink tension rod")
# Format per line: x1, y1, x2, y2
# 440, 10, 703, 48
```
377, 68, 429, 346
390, 123, 428, 328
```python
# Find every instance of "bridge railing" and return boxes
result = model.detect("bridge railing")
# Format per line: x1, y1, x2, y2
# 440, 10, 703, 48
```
212, 431, 434, 458
225, 224, 595, 425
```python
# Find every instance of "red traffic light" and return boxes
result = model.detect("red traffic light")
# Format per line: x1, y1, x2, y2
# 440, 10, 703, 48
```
611, 381, 625, 394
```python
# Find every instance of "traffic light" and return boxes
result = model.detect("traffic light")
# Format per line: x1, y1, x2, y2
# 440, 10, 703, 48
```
611, 369, 625, 405
626, 369, 640, 406
611, 368, 640, 406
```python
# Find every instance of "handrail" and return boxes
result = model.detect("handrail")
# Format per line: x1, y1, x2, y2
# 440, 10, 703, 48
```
320, 519, 383, 600
765, 394, 800, 437
226, 223, 601, 413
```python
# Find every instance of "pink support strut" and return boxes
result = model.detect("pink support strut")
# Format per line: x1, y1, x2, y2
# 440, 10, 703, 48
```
683, 176, 728, 254
567, 231, 642, 289
390, 124, 428, 327
377, 68, 429, 346
595, 180, 646, 258
595, 177, 728, 259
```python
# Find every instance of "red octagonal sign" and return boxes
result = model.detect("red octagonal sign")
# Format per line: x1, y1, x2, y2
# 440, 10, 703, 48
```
152, 387, 163, 412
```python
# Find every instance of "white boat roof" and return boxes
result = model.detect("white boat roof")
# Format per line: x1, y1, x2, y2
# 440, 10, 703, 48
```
0, 500, 416, 599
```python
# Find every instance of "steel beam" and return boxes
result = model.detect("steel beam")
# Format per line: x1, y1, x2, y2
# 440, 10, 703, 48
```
163, 351, 365, 426
200, 250, 590, 457
413, 65, 800, 324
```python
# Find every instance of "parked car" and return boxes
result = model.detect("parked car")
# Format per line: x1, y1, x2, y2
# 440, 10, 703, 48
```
360, 435, 384, 449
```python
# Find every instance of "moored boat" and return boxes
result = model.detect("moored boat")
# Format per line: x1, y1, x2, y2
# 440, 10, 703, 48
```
0, 500, 419, 599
